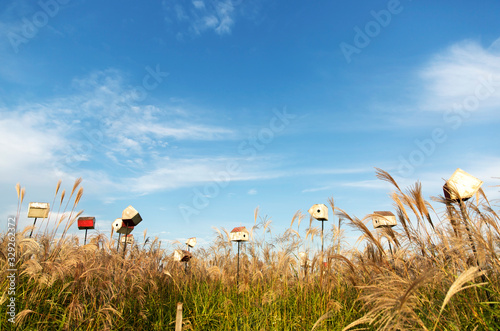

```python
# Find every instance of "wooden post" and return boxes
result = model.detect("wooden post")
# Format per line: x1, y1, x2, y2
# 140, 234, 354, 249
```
458, 199, 478, 265
175, 302, 183, 331
122, 229, 131, 258
29, 218, 37, 238
237, 241, 240, 287
84, 229, 88, 245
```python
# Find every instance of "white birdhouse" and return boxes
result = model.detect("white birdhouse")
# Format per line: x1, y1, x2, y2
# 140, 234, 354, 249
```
308, 204, 328, 221
27, 202, 50, 218
229, 226, 249, 242
372, 211, 397, 228
173, 249, 192, 262
443, 168, 483, 202
186, 237, 197, 248
120, 234, 134, 245
112, 218, 134, 234
122, 205, 142, 226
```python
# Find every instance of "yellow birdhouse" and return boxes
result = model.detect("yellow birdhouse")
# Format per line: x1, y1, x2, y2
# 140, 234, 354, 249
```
122, 205, 142, 226
186, 237, 197, 248
373, 211, 397, 228
120, 234, 134, 245
443, 168, 483, 202
27, 202, 50, 218
308, 204, 328, 221
173, 249, 192, 262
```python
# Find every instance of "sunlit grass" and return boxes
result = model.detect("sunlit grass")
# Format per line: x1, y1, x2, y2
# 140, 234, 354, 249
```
1, 171, 499, 330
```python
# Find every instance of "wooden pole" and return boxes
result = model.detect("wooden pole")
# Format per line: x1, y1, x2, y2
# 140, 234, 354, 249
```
458, 199, 478, 265
175, 302, 183, 331
29, 218, 37, 238
84, 229, 88, 245
237, 241, 240, 288
122, 229, 130, 258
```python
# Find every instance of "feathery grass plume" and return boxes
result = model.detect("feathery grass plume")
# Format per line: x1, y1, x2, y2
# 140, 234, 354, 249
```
47, 179, 62, 228
63, 177, 82, 212
338, 207, 386, 257
409, 181, 436, 230
375, 167, 402, 192
74, 187, 84, 206
433, 267, 487, 331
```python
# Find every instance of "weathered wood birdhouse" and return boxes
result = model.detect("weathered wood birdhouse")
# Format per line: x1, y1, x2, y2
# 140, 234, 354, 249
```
372, 211, 397, 228
229, 226, 249, 242
443, 168, 483, 202
308, 204, 328, 221
122, 205, 142, 226
77, 216, 95, 230
186, 237, 197, 248
27, 202, 50, 218
120, 234, 134, 245
173, 249, 192, 262
112, 218, 134, 234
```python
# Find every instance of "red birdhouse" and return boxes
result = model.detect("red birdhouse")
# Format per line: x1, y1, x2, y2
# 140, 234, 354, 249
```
77, 217, 95, 230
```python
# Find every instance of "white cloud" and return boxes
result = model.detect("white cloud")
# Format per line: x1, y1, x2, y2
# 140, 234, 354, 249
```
419, 38, 500, 113
163, 0, 240, 36
247, 188, 257, 195
0, 69, 242, 217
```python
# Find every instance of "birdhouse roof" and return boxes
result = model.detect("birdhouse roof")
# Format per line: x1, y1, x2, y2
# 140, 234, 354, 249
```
231, 226, 248, 233
28, 202, 50, 209
374, 211, 395, 217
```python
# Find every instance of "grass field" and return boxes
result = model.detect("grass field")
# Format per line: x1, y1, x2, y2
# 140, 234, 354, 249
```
1, 169, 499, 330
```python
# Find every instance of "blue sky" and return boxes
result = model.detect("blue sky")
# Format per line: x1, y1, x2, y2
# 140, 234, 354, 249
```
1, 0, 500, 249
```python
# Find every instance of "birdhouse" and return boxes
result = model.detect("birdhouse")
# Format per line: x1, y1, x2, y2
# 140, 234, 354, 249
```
173, 249, 192, 262
186, 237, 197, 248
229, 226, 249, 242
122, 205, 142, 226
120, 234, 134, 245
112, 218, 134, 234
77, 217, 95, 230
373, 211, 397, 228
308, 204, 328, 221
443, 168, 483, 202
298, 251, 309, 267
27, 202, 50, 218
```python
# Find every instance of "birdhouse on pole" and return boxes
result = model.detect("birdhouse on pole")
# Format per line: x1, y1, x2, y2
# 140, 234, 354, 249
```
78, 216, 95, 245
112, 218, 134, 234
229, 226, 249, 242
27, 202, 50, 218
186, 237, 197, 248
122, 205, 142, 226
27, 202, 50, 238
173, 249, 192, 262
77, 217, 95, 230
443, 168, 483, 202
120, 234, 134, 245
372, 211, 397, 229
308, 204, 328, 221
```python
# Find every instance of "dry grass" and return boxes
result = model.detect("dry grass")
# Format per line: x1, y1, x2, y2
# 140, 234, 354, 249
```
1, 171, 499, 330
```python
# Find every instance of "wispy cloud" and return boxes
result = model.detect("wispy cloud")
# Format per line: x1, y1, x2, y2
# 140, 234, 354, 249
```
419, 38, 500, 113
163, 0, 254, 37
0, 69, 240, 204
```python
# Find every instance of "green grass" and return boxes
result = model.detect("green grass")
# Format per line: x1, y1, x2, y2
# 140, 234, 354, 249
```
1, 171, 500, 330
